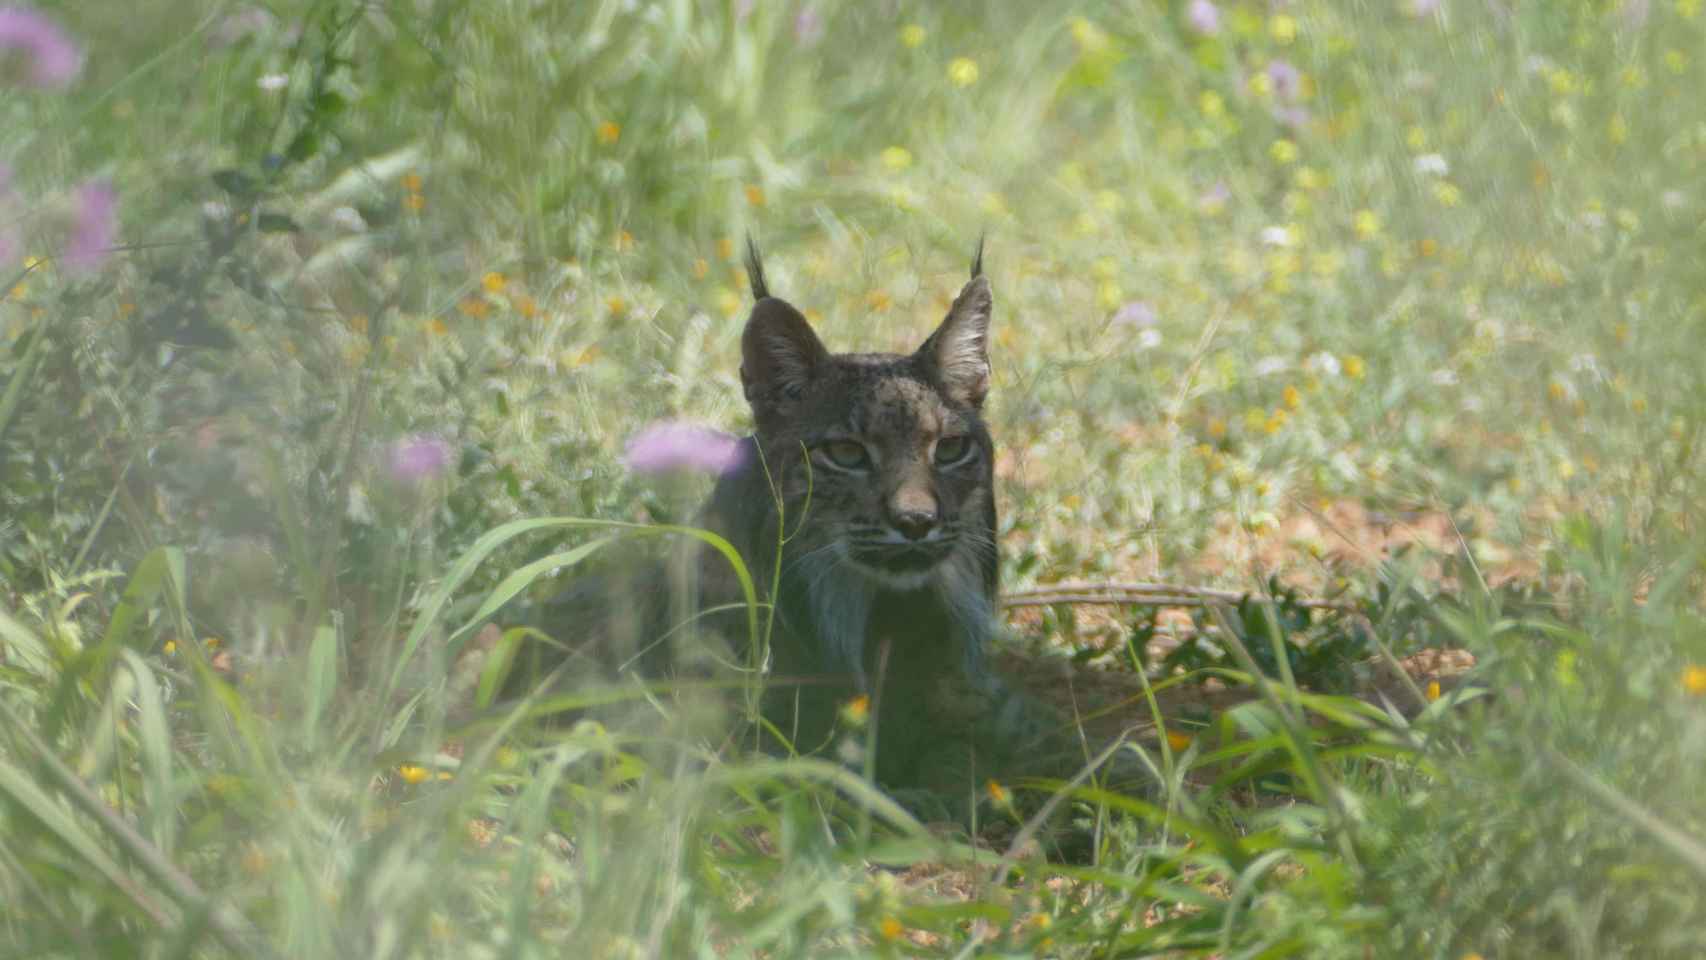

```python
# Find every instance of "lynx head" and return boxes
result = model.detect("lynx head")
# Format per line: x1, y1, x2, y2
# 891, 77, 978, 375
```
738, 240, 997, 598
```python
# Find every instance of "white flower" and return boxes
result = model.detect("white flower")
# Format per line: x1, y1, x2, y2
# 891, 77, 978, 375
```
328, 205, 367, 233
1259, 225, 1293, 247
1254, 356, 1289, 377
1137, 328, 1163, 350
257, 73, 289, 92
1306, 351, 1341, 377
1412, 153, 1449, 177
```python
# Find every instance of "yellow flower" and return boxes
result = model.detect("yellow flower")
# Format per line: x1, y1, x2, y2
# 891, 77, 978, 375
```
1426, 680, 1442, 702
606, 295, 626, 317
163, 640, 177, 655
398, 763, 431, 785
1264, 408, 1288, 434
481, 271, 506, 294
716, 288, 741, 318
1353, 208, 1381, 241
948, 57, 979, 87
1207, 417, 1227, 440
744, 184, 766, 207
401, 172, 423, 192
716, 237, 735, 261
511, 294, 538, 319
1199, 90, 1225, 118
1282, 384, 1301, 411
1294, 166, 1322, 191
614, 229, 635, 252
879, 916, 903, 941
691, 258, 709, 280
596, 120, 621, 145
457, 297, 489, 320
428, 318, 450, 337
403, 192, 425, 212
1270, 139, 1299, 164
1165, 730, 1192, 753
865, 289, 893, 312
985, 779, 1010, 806
1607, 113, 1628, 145
1269, 14, 1298, 43
1433, 181, 1462, 207
1683, 665, 1706, 695
841, 695, 870, 726
879, 145, 913, 171
1678, 0, 1700, 20
899, 24, 926, 47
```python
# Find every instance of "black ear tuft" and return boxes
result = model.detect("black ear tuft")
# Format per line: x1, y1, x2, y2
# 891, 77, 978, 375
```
969, 233, 986, 279
744, 235, 770, 301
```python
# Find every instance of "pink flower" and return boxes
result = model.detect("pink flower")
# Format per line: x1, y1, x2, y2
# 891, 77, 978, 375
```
1186, 0, 1220, 35
0, 6, 82, 88
793, 7, 822, 45
62, 179, 116, 272
624, 421, 743, 475
1113, 301, 1158, 328
387, 434, 453, 483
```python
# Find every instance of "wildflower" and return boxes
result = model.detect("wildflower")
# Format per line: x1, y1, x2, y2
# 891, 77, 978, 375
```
878, 917, 903, 941
879, 145, 912, 171
511, 294, 537, 318
1137, 328, 1162, 350
1165, 729, 1192, 752
481, 271, 506, 294
256, 72, 288, 92
1260, 224, 1294, 247
163, 639, 177, 655
1681, 0, 1701, 18
1199, 89, 1224, 117
387, 435, 453, 483
1282, 384, 1301, 410
0, 6, 81, 87
1307, 351, 1341, 377
985, 778, 1011, 807
1269, 13, 1297, 43
427, 317, 449, 336
1270, 139, 1299, 164
947, 56, 979, 87
1113, 300, 1158, 328
397, 763, 431, 785
743, 184, 766, 207
596, 120, 621, 144
606, 295, 626, 316
1186, 0, 1221, 35
403, 192, 425, 212
1683, 665, 1706, 695
841, 694, 870, 726
1254, 355, 1289, 377
1413, 153, 1449, 176
1433, 181, 1462, 207
865, 289, 892, 312
63, 180, 116, 272
1266, 59, 1302, 100
899, 23, 926, 47
457, 297, 489, 319
793, 7, 822, 45
1353, 208, 1381, 240
716, 288, 741, 317
1426, 680, 1442, 702
401, 172, 423, 192
614, 229, 634, 252
1198, 181, 1230, 215
624, 421, 743, 475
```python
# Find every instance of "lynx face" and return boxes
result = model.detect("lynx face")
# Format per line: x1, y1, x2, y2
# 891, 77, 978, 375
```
738, 260, 997, 598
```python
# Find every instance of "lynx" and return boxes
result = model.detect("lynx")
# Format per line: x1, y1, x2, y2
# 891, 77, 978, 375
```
525, 240, 1060, 810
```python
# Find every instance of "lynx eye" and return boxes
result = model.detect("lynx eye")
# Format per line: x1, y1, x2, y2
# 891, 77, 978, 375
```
818, 439, 871, 471
934, 434, 973, 466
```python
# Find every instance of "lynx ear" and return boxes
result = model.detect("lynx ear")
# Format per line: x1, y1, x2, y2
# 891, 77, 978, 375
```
919, 275, 992, 409
741, 297, 829, 407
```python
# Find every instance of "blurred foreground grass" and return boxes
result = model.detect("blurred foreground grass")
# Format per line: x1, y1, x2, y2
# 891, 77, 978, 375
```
3, 0, 1706, 956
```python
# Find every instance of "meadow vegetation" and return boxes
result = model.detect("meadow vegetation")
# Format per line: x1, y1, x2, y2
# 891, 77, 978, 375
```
3, 0, 1705, 956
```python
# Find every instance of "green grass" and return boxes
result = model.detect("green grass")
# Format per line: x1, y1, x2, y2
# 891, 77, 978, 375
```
4, 0, 1706, 956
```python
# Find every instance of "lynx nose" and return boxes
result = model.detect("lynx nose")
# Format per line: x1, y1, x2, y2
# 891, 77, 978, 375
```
891, 509, 938, 542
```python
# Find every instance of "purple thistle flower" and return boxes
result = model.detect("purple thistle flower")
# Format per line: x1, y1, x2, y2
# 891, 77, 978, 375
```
388, 434, 453, 483
1186, 0, 1220, 35
62, 179, 116, 272
0, 6, 82, 88
624, 421, 743, 475
793, 7, 823, 45
1112, 300, 1159, 329
1266, 59, 1302, 101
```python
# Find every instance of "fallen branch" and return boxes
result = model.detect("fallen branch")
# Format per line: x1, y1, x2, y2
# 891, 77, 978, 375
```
1001, 581, 1355, 612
